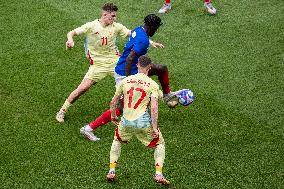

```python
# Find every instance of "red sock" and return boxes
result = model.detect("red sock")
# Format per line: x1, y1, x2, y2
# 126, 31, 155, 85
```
165, 0, 171, 4
89, 108, 121, 130
158, 68, 171, 94
204, 0, 211, 3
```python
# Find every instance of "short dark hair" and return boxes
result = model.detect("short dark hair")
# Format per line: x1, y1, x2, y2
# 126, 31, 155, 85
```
102, 3, 118, 12
138, 55, 152, 68
144, 14, 162, 29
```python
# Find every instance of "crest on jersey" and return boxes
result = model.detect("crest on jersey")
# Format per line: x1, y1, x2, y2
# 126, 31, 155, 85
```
132, 31, 136, 38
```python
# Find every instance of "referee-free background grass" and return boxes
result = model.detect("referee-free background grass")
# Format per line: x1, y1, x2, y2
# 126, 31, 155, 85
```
1, 0, 283, 188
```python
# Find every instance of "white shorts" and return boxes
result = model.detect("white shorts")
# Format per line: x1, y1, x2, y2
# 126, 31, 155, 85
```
114, 72, 126, 88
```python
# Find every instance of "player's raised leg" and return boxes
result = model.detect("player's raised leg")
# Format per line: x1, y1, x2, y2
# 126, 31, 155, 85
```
56, 78, 96, 123
158, 0, 171, 13
204, 0, 217, 15
149, 63, 179, 108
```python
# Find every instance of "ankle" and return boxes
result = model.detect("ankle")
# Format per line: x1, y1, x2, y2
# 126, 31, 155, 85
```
84, 124, 93, 132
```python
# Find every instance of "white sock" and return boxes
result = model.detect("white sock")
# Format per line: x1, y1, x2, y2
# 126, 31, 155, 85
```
156, 171, 162, 175
84, 124, 93, 132
60, 100, 71, 112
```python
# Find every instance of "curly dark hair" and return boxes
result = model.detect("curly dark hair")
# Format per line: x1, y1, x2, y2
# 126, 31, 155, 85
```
102, 3, 118, 12
144, 14, 163, 29
138, 55, 152, 68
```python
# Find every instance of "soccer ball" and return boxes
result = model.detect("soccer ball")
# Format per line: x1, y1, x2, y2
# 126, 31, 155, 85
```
177, 89, 194, 106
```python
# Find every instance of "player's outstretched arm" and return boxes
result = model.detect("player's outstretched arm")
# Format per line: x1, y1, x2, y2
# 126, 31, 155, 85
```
150, 96, 159, 138
149, 40, 165, 49
66, 30, 76, 49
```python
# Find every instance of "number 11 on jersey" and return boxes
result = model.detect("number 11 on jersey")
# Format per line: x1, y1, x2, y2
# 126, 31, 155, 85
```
101, 37, 108, 45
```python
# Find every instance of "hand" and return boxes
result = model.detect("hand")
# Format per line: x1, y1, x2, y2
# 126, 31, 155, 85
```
111, 115, 119, 127
150, 42, 164, 49
152, 128, 159, 138
66, 39, 74, 49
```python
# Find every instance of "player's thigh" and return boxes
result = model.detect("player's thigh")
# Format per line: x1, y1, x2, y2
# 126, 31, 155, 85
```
114, 124, 133, 143
136, 127, 165, 148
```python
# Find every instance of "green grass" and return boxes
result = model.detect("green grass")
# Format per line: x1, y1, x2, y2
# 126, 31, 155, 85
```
1, 0, 283, 188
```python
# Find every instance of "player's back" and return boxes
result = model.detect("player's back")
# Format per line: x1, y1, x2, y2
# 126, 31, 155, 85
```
121, 73, 159, 121
115, 26, 150, 76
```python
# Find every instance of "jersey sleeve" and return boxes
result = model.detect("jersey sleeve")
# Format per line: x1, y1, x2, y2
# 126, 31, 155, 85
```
116, 23, 130, 38
74, 22, 93, 35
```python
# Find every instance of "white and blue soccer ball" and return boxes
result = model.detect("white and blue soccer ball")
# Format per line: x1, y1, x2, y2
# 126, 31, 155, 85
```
176, 89, 194, 106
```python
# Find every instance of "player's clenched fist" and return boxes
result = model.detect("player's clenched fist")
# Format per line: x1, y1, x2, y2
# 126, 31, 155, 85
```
66, 39, 74, 49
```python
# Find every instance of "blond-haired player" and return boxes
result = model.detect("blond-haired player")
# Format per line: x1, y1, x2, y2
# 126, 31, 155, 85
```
106, 55, 170, 186
56, 3, 163, 123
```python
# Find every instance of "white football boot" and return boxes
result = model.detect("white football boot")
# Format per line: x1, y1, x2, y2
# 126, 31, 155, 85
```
106, 170, 116, 182
56, 110, 65, 123
80, 125, 100, 141
163, 89, 190, 108
163, 92, 178, 108
204, 2, 217, 15
158, 4, 171, 13
154, 174, 171, 186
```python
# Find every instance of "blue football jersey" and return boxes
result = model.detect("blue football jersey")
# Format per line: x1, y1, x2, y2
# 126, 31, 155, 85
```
115, 26, 150, 76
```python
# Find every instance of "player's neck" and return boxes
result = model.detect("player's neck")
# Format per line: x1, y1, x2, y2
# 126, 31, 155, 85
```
142, 25, 150, 37
99, 19, 110, 27
138, 70, 149, 76
142, 25, 147, 33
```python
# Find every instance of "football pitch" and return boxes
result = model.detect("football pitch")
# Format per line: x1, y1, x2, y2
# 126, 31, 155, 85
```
1, 0, 283, 188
